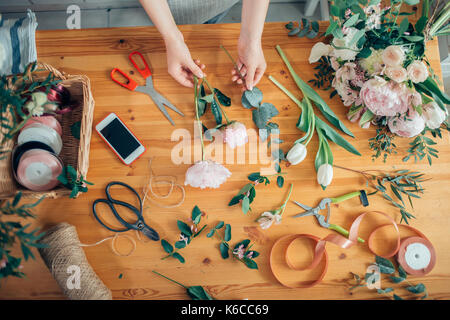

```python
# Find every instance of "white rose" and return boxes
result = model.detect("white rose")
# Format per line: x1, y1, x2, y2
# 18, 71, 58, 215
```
382, 45, 405, 67
422, 102, 448, 129
385, 66, 408, 83
286, 143, 307, 165
407, 60, 428, 83
309, 42, 332, 64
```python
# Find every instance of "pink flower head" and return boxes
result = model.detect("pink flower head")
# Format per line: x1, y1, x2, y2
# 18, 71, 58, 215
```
0, 258, 7, 269
233, 244, 245, 259
407, 60, 428, 83
221, 122, 248, 149
382, 46, 405, 67
360, 77, 409, 116
184, 160, 231, 189
388, 112, 425, 138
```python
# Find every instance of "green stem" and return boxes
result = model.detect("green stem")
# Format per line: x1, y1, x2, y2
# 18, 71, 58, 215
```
429, 3, 450, 36
279, 183, 293, 216
220, 45, 246, 85
152, 270, 188, 289
303, 97, 315, 147
194, 76, 205, 161
203, 77, 231, 124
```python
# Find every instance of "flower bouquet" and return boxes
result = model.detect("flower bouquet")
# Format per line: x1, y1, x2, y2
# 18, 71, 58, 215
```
298, 0, 449, 164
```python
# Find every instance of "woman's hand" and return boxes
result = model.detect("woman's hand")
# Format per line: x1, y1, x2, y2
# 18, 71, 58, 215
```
231, 38, 266, 91
165, 34, 205, 88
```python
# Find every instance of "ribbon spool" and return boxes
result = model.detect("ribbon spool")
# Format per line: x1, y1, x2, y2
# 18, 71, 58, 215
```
270, 211, 436, 289
12, 141, 56, 173
21, 116, 62, 136
18, 123, 63, 155
15, 149, 63, 191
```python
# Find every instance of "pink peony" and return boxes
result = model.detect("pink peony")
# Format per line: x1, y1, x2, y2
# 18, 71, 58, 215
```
360, 77, 409, 116
221, 121, 248, 149
184, 160, 231, 189
388, 112, 425, 138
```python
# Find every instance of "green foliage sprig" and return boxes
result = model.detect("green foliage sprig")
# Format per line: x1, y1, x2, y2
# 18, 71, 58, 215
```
228, 171, 286, 215
232, 239, 259, 270
160, 206, 207, 263
285, 19, 321, 39
1, 62, 60, 158
369, 118, 398, 162
57, 165, 94, 198
335, 166, 426, 224
152, 270, 214, 300
349, 256, 429, 300
207, 221, 232, 259
0, 192, 47, 282
220, 45, 281, 144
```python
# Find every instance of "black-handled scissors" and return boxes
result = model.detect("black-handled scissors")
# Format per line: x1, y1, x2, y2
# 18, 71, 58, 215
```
92, 181, 159, 241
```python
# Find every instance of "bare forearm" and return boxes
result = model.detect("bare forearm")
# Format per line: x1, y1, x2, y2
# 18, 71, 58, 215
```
139, 0, 183, 42
240, 0, 270, 43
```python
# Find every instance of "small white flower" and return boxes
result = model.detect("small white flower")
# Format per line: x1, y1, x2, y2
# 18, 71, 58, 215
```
179, 233, 189, 245
407, 60, 428, 84
422, 102, 448, 129
286, 143, 307, 165
309, 42, 332, 64
184, 160, 231, 189
256, 211, 282, 230
331, 28, 360, 61
233, 244, 245, 259
317, 164, 333, 187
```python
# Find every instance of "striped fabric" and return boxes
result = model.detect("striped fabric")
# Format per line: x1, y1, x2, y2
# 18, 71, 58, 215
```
0, 9, 37, 76
167, 0, 240, 24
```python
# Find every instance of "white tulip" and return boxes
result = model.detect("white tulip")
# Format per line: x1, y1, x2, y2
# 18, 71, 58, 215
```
422, 102, 448, 129
309, 42, 332, 64
286, 143, 307, 165
317, 164, 333, 187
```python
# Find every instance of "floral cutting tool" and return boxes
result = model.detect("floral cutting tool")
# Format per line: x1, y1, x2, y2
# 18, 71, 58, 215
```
292, 190, 369, 243
110, 51, 184, 126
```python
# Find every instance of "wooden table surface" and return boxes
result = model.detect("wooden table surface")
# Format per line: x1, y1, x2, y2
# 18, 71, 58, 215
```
1, 22, 449, 300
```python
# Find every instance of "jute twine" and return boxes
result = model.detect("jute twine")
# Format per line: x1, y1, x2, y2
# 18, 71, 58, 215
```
38, 223, 112, 300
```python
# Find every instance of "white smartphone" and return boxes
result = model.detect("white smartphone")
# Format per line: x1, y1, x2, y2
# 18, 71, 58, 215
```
95, 113, 145, 165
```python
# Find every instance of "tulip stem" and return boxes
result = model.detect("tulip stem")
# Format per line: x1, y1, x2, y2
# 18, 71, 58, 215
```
279, 183, 293, 216
194, 76, 205, 161
152, 270, 188, 289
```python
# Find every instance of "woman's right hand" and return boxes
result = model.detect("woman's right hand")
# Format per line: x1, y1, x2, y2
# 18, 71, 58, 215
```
164, 34, 205, 88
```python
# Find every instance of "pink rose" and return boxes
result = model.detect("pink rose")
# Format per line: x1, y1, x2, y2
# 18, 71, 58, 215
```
360, 77, 409, 116
407, 60, 428, 83
388, 112, 425, 138
184, 160, 231, 189
221, 121, 248, 149
385, 66, 408, 83
382, 45, 405, 67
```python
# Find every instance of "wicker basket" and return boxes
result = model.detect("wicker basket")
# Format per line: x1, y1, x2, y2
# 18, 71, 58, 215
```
0, 62, 94, 199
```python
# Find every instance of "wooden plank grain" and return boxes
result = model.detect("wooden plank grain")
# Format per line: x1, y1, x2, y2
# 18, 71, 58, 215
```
0, 22, 449, 300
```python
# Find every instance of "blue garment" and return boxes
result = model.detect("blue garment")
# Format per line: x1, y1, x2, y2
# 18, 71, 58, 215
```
0, 10, 38, 76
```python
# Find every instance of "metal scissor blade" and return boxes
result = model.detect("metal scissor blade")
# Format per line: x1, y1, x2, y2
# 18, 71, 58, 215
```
292, 200, 313, 211
292, 210, 316, 218
141, 225, 160, 241
151, 90, 184, 116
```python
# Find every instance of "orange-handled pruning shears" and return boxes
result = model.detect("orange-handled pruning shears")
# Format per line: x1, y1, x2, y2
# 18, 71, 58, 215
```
110, 51, 184, 126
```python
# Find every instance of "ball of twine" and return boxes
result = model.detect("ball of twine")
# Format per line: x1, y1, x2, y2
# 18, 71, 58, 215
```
38, 223, 112, 300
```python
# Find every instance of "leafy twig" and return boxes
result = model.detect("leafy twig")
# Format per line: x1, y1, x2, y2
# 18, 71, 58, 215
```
152, 270, 214, 300
207, 221, 232, 259
57, 165, 93, 198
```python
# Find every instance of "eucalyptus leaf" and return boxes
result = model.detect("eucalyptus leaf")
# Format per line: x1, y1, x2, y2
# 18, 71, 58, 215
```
177, 220, 193, 237
192, 205, 202, 225
161, 239, 173, 253
224, 224, 232, 242
210, 99, 222, 125
242, 196, 250, 214
220, 242, 229, 259
375, 256, 395, 274
214, 88, 231, 106
187, 286, 214, 300
243, 87, 263, 107
406, 283, 425, 294
172, 252, 185, 263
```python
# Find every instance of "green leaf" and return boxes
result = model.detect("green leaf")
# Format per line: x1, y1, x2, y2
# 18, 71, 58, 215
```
220, 242, 229, 259
389, 276, 405, 283
228, 194, 245, 206
393, 294, 403, 300
172, 252, 185, 264
214, 88, 231, 106
403, 35, 424, 42
243, 87, 263, 108
406, 283, 426, 294
375, 256, 395, 274
316, 118, 361, 156
398, 265, 407, 279
175, 240, 186, 249
20, 243, 34, 261
161, 239, 173, 253
210, 99, 222, 125
234, 239, 251, 251
377, 288, 394, 294
344, 14, 359, 28
215, 221, 225, 229
418, 77, 450, 104
252, 103, 278, 129
404, 0, 420, 5
242, 196, 250, 214
415, 16, 428, 33
224, 224, 232, 241
12, 192, 22, 207
248, 172, 262, 181
277, 176, 284, 188
70, 121, 81, 140
177, 220, 193, 237
398, 18, 410, 36
243, 258, 258, 270
206, 229, 215, 238
191, 205, 202, 225
187, 286, 213, 300
306, 21, 320, 39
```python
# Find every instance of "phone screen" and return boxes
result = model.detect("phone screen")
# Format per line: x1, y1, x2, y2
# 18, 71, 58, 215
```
100, 118, 141, 159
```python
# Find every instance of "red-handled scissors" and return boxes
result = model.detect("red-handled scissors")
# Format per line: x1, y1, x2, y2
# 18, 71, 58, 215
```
111, 51, 184, 126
